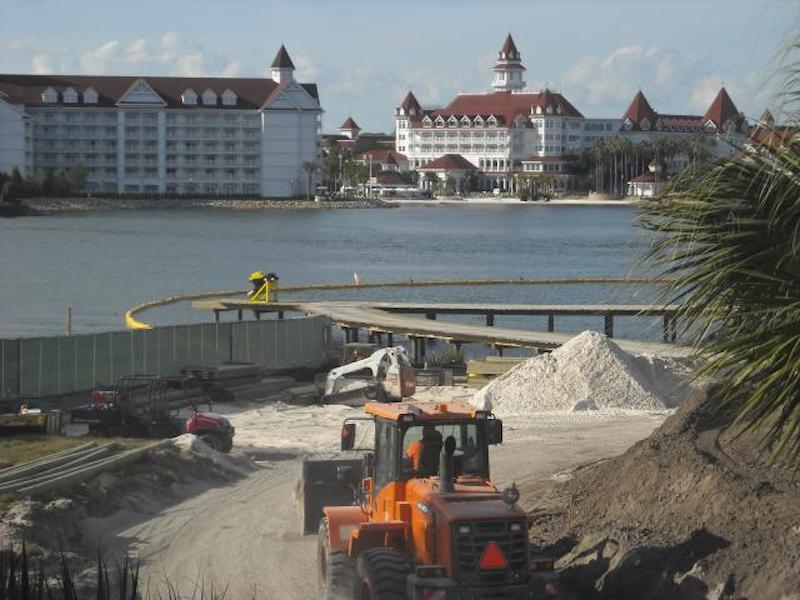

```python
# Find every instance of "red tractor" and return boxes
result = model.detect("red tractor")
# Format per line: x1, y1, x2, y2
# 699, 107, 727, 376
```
71, 375, 234, 452
299, 401, 558, 599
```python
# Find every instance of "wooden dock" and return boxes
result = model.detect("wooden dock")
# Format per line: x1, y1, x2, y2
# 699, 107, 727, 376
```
193, 299, 687, 358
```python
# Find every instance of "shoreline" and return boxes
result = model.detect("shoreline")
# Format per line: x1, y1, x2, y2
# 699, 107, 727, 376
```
16, 196, 394, 214
385, 196, 642, 206
6, 195, 645, 215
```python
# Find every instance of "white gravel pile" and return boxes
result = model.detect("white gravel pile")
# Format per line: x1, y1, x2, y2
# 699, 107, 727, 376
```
472, 331, 693, 415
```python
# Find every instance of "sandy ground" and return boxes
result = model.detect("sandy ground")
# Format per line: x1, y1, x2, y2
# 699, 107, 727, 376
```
99, 387, 668, 599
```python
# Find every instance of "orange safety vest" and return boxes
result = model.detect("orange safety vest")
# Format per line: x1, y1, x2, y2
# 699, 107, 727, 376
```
407, 440, 424, 470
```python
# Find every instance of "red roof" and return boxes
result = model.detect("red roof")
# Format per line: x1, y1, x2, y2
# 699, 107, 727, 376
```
622, 91, 657, 130
355, 149, 407, 164
0, 73, 319, 109
429, 90, 582, 124
630, 172, 665, 183
500, 34, 520, 60
271, 45, 295, 69
399, 90, 422, 112
375, 172, 405, 185
340, 116, 360, 130
417, 154, 477, 171
704, 87, 741, 130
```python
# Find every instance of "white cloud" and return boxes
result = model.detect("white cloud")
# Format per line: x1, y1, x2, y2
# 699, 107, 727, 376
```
221, 60, 241, 78
293, 55, 317, 81
79, 40, 120, 73
564, 45, 697, 108
125, 38, 153, 64
31, 53, 52, 74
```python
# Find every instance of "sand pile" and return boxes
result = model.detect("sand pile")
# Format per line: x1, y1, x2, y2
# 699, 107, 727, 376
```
472, 331, 693, 415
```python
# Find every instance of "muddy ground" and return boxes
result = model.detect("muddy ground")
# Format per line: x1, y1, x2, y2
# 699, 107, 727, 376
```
1, 394, 668, 599
524, 392, 800, 599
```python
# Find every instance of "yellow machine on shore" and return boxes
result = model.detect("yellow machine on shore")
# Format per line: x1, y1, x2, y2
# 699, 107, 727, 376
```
247, 271, 280, 303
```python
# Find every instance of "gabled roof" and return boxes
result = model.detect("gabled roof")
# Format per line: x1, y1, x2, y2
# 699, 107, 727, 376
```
0, 73, 318, 109
271, 45, 295, 69
340, 116, 360, 130
355, 148, 407, 163
426, 90, 582, 125
399, 90, 421, 112
704, 87, 741, 130
622, 91, 657, 129
417, 154, 477, 171
375, 171, 405, 185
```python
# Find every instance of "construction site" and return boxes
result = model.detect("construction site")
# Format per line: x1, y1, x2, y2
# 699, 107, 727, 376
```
1, 276, 797, 599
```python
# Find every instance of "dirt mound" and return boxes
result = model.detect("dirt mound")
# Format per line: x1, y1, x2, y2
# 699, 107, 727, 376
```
473, 331, 694, 415
527, 391, 800, 599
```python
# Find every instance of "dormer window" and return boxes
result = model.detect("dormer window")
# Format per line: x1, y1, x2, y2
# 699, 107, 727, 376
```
704, 120, 717, 132
535, 106, 542, 115
41, 87, 58, 103
435, 116, 445, 128
460, 116, 471, 126
624, 119, 633, 131
474, 116, 484, 127
201, 89, 217, 106
640, 118, 650, 131
422, 116, 433, 128
556, 106, 562, 115
487, 115, 498, 127
83, 87, 98, 104
182, 89, 198, 106
62, 87, 78, 103
221, 89, 237, 107
448, 116, 459, 127
545, 106, 553, 115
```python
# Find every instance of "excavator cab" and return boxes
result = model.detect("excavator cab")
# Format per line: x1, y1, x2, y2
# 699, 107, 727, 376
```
303, 401, 558, 599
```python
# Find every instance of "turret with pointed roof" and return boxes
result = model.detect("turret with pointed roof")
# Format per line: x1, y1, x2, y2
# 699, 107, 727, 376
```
703, 87, 743, 132
339, 116, 361, 140
492, 34, 526, 92
397, 90, 422, 117
622, 90, 658, 130
270, 45, 295, 84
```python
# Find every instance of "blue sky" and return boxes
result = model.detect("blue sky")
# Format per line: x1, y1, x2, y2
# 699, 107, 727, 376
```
1, 0, 796, 132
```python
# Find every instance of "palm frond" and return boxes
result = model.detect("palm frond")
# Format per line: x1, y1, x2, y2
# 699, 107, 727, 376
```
640, 131, 800, 462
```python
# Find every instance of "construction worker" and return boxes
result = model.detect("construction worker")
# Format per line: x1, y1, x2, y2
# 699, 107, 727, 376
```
406, 425, 443, 474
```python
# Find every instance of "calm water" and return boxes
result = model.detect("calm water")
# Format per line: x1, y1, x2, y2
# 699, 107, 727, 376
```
0, 205, 659, 340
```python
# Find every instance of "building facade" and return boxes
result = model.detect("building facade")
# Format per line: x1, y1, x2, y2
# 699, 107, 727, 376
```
395, 35, 751, 193
0, 45, 322, 198
395, 35, 617, 191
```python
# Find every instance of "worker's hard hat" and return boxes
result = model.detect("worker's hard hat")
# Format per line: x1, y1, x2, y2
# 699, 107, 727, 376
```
249, 271, 266, 281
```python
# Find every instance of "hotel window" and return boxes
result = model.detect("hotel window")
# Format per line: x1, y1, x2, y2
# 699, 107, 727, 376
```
182, 89, 198, 106
41, 87, 58, 103
83, 88, 98, 104
222, 89, 237, 106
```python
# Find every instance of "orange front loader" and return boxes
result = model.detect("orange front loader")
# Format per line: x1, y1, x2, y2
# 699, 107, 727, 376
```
298, 401, 559, 599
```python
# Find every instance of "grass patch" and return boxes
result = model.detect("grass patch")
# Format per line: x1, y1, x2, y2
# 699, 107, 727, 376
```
0, 435, 150, 468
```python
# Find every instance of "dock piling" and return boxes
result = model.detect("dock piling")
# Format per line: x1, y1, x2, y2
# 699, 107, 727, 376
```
604, 314, 614, 338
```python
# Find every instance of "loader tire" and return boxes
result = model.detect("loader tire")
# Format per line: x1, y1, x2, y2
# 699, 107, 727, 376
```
318, 518, 357, 600
356, 548, 410, 600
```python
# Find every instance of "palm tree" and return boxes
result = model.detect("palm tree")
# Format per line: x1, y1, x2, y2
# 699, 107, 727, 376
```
640, 57, 800, 460
301, 160, 319, 200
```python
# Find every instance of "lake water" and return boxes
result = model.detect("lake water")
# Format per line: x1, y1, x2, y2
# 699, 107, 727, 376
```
0, 204, 661, 340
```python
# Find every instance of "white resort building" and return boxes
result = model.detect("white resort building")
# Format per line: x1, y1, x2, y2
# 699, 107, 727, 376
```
395, 34, 752, 194
0, 45, 322, 198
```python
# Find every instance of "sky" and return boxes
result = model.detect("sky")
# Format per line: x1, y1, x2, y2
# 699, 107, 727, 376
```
0, 0, 797, 133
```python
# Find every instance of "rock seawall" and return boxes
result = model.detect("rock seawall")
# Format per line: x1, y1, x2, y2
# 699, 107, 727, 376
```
23, 196, 393, 213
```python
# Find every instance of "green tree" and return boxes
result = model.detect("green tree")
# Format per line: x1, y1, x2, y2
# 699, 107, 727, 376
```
65, 162, 87, 192
640, 43, 800, 461
301, 160, 319, 200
